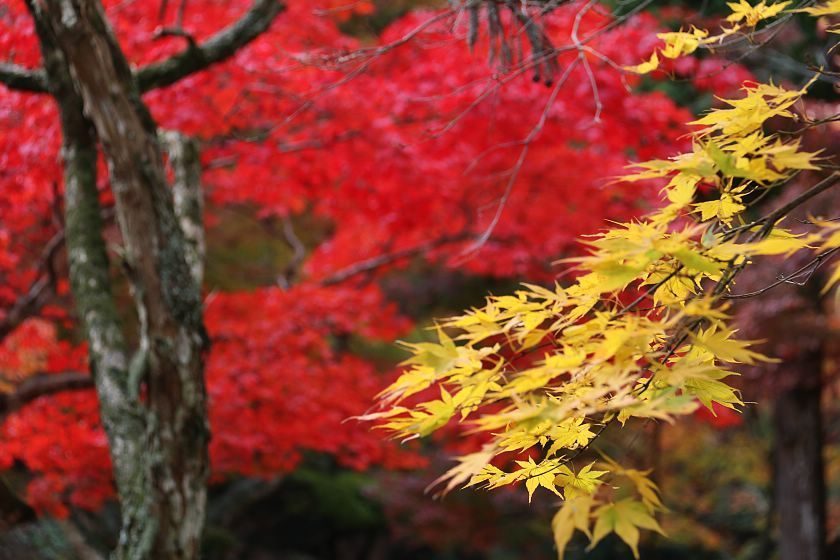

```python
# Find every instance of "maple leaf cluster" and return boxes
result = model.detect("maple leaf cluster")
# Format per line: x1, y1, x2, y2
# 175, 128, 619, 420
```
0, 0, 701, 516
367, 0, 839, 553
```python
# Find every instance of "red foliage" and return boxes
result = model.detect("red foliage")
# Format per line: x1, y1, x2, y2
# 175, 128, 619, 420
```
0, 0, 697, 515
205, 284, 419, 477
694, 403, 744, 429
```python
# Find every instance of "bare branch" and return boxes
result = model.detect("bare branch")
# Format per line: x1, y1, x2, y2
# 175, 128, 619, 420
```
755, 172, 839, 233
319, 234, 470, 286
58, 520, 106, 560
278, 217, 306, 289
457, 59, 577, 259
0, 62, 48, 93
136, 0, 285, 93
724, 248, 840, 300
0, 229, 64, 341
0, 372, 93, 415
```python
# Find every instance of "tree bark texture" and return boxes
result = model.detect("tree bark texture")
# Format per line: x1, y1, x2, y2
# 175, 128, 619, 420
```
163, 131, 206, 288
9, 1, 284, 557
4, 0, 283, 557
26, 1, 209, 558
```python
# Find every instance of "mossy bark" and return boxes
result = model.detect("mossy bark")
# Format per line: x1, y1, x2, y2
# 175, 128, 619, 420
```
26, 4, 156, 554
26, 1, 210, 558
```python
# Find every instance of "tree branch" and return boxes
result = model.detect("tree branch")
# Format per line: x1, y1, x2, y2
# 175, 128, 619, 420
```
0, 229, 64, 342
0, 277, 51, 343
136, 0, 285, 93
162, 131, 205, 287
277, 216, 306, 289
755, 172, 839, 233
0, 371, 93, 415
0, 63, 48, 93
724, 247, 840, 300
318, 234, 470, 286
3, 1, 284, 95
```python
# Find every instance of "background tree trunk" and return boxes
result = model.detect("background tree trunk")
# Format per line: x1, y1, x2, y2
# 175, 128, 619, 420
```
773, 351, 826, 560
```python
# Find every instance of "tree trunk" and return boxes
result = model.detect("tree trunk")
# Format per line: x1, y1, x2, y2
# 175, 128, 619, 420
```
773, 351, 826, 560
26, 1, 210, 558
26, 5, 153, 557
162, 132, 206, 288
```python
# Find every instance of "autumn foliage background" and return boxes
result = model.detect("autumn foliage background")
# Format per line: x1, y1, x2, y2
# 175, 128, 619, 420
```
0, 0, 838, 559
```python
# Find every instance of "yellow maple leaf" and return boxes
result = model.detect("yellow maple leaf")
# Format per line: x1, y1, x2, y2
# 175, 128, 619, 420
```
555, 462, 607, 499
590, 500, 665, 559
624, 51, 659, 74
797, 0, 840, 16
822, 262, 840, 294
658, 27, 709, 59
726, 0, 792, 26
694, 193, 746, 223
552, 496, 594, 559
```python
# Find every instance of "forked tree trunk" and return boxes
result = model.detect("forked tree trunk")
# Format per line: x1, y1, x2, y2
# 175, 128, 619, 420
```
26, 1, 209, 558
15, 0, 282, 556
773, 351, 826, 560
